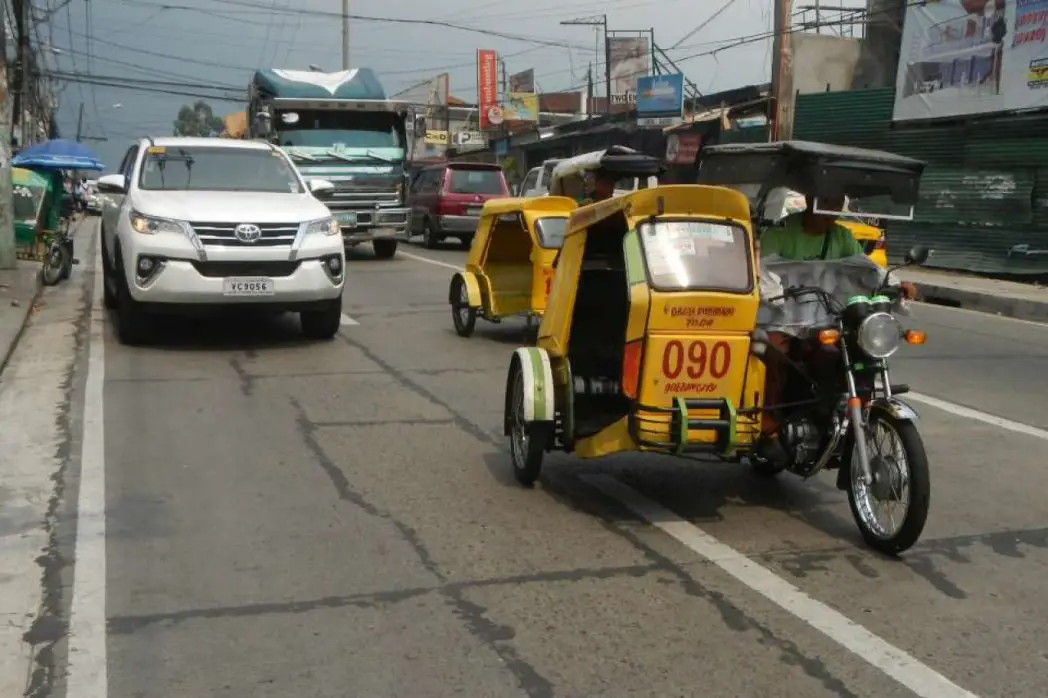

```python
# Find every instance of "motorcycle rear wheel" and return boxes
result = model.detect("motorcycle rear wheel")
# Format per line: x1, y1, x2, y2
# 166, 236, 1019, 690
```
847, 412, 930, 556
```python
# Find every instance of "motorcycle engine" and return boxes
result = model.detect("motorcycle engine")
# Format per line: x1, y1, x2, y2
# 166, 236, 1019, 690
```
781, 417, 823, 467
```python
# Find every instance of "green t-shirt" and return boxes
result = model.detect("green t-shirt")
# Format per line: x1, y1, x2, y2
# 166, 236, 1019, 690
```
759, 213, 863, 260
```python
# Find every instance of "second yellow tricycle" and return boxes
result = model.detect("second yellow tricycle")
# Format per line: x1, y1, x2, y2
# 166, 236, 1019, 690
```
449, 196, 576, 337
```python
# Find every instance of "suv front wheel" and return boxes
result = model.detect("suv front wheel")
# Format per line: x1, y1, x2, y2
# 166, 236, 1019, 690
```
301, 297, 343, 340
114, 250, 151, 346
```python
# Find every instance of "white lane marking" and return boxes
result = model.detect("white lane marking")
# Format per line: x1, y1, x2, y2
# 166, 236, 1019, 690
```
908, 392, 1048, 442
66, 237, 108, 697
582, 474, 979, 698
340, 313, 359, 326
399, 250, 464, 272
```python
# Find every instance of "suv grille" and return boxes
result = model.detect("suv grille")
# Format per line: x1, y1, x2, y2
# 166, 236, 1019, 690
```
190, 261, 301, 278
189, 221, 299, 247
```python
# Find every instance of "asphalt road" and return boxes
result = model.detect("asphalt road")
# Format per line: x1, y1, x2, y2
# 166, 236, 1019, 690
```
19, 224, 1048, 697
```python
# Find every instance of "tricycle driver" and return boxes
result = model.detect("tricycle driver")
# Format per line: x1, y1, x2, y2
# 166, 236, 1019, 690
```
756, 195, 917, 460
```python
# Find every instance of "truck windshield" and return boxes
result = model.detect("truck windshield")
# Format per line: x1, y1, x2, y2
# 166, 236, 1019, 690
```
138, 147, 302, 193
277, 110, 402, 149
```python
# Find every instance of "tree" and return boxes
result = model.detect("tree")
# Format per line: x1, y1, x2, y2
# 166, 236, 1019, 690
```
173, 101, 224, 137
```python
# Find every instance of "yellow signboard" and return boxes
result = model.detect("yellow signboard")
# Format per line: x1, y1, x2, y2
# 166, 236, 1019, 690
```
424, 130, 449, 145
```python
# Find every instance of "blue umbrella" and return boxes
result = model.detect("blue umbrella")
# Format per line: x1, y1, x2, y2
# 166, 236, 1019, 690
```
12, 139, 104, 171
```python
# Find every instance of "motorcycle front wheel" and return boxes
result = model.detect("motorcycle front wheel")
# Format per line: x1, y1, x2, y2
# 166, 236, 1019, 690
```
847, 412, 930, 555
42, 242, 69, 286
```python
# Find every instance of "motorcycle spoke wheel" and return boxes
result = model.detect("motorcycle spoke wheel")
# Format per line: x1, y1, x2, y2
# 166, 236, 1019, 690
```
848, 413, 930, 555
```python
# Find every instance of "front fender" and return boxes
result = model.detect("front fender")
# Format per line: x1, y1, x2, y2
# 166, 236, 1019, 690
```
868, 397, 920, 423
449, 271, 482, 308
503, 347, 556, 435
837, 396, 920, 490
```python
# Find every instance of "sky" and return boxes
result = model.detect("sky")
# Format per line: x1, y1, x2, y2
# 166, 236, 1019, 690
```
39, 0, 866, 170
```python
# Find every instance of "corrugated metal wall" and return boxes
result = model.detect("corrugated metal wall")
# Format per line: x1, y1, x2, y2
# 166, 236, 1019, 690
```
794, 88, 1048, 275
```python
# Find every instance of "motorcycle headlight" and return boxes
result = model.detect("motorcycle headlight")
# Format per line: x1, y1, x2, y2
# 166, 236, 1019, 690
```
129, 211, 186, 235
303, 217, 340, 236
856, 312, 903, 359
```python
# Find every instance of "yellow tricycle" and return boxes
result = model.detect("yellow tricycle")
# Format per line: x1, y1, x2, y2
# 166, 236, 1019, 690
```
448, 196, 575, 337
502, 159, 933, 555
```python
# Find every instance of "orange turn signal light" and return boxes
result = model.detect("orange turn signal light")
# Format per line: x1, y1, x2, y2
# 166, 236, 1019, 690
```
817, 329, 840, 345
622, 340, 643, 399
904, 329, 927, 345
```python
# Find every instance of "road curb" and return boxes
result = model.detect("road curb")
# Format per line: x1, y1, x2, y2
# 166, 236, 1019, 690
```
918, 283, 1048, 323
0, 266, 43, 378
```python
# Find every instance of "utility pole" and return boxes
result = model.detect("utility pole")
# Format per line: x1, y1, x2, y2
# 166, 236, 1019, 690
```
75, 103, 85, 143
341, 0, 350, 70
561, 15, 610, 115
770, 0, 795, 140
0, 13, 15, 269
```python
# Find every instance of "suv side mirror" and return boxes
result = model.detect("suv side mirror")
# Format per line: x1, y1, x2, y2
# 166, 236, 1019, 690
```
97, 173, 127, 194
904, 245, 930, 266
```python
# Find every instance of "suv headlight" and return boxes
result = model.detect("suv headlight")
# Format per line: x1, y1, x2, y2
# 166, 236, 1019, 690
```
303, 216, 340, 236
129, 211, 186, 235
856, 312, 903, 359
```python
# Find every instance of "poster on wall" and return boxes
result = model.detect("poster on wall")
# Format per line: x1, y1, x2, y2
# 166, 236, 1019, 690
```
608, 36, 651, 104
893, 0, 1048, 121
477, 49, 499, 129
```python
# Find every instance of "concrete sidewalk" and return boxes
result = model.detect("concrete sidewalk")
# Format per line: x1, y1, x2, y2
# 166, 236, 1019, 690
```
0, 261, 42, 374
900, 267, 1048, 323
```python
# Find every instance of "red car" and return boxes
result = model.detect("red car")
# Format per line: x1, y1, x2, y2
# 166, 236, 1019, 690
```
407, 162, 510, 249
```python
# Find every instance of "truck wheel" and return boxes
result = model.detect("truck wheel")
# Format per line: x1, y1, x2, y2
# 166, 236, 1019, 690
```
424, 220, 441, 249
301, 298, 342, 340
373, 239, 398, 259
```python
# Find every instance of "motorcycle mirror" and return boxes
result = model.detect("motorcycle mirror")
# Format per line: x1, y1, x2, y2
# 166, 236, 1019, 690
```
904, 245, 930, 266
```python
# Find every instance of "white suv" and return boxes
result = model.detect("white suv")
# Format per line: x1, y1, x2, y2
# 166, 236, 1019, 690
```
97, 137, 346, 345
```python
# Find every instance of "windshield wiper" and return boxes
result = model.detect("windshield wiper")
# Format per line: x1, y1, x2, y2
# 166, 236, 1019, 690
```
365, 149, 393, 163
325, 149, 360, 163
285, 148, 317, 162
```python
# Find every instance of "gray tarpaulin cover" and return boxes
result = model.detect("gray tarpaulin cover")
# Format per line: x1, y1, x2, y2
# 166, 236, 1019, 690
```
758, 255, 908, 338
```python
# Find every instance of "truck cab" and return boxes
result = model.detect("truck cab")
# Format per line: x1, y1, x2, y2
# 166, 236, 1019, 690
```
249, 68, 411, 259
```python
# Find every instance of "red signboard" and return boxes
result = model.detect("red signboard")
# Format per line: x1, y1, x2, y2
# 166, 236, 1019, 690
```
477, 49, 499, 130
665, 133, 702, 165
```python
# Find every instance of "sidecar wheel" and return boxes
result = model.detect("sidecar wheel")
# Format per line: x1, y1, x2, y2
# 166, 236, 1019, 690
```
847, 413, 930, 556
508, 365, 550, 486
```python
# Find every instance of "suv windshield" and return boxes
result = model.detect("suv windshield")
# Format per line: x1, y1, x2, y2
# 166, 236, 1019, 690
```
535, 217, 568, 248
276, 110, 402, 149
138, 146, 302, 193
447, 168, 505, 195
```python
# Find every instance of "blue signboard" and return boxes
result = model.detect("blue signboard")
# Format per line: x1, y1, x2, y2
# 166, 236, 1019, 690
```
635, 73, 684, 127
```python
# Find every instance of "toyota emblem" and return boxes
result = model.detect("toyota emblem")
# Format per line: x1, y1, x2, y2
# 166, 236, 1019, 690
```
234, 223, 261, 243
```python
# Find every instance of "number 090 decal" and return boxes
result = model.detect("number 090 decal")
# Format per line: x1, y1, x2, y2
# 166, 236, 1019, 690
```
661, 340, 731, 380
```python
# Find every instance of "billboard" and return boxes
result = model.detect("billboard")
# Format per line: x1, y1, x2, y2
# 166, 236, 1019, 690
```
509, 68, 535, 93
893, 0, 1042, 121
608, 36, 651, 103
477, 49, 499, 129
636, 73, 684, 127
503, 92, 539, 121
